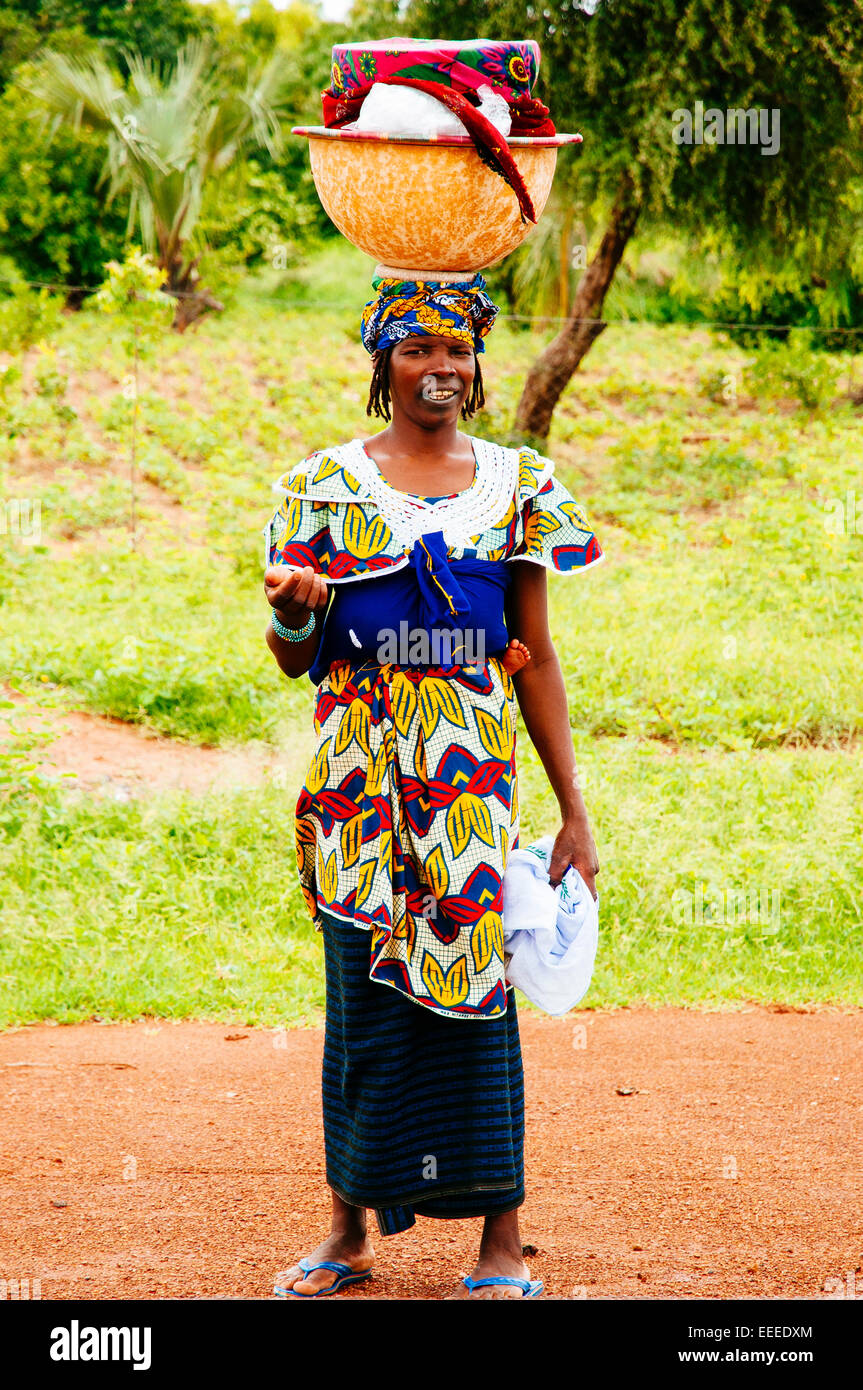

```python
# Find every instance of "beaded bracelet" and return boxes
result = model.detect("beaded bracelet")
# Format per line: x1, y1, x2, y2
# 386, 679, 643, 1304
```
272, 608, 315, 642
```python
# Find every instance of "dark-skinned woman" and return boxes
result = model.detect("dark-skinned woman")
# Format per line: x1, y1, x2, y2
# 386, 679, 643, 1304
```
263, 273, 603, 1300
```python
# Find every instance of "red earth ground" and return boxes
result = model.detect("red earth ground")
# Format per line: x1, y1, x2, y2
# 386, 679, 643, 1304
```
0, 1009, 860, 1301
1, 691, 859, 1300
1, 686, 291, 796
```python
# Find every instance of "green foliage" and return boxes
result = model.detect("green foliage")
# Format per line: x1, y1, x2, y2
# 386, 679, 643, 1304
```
0, 83, 129, 291
21, 39, 292, 286
0, 3, 88, 93
603, 236, 719, 325
0, 0, 212, 88
78, 0, 214, 73
208, 0, 321, 65
194, 158, 319, 270
37, 472, 135, 538
0, 703, 50, 838
0, 281, 63, 351
0, 773, 326, 1026
0, 2, 337, 292
743, 334, 843, 411
31, 345, 77, 425
712, 265, 863, 352
94, 248, 174, 350
603, 435, 758, 511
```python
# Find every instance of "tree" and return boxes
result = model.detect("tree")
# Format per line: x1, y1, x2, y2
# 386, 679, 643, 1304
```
409, 0, 863, 440
77, 0, 213, 71
0, 0, 212, 90
0, 81, 129, 299
22, 39, 291, 328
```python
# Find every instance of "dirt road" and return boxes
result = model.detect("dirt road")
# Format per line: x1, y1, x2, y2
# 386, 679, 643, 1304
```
0, 1009, 859, 1300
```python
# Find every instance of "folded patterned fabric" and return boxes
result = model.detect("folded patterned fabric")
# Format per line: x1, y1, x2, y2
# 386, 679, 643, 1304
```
323, 76, 556, 138
326, 38, 543, 106
502, 835, 599, 1016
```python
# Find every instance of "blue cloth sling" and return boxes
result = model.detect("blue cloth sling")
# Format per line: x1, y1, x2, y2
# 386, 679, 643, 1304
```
309, 527, 513, 685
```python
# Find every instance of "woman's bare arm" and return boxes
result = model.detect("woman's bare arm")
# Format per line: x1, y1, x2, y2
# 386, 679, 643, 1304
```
504, 560, 599, 895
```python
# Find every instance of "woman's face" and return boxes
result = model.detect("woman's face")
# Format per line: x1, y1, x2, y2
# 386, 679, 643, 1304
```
386, 334, 476, 421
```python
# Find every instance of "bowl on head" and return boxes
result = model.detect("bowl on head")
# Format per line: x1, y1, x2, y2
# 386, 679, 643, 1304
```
292, 127, 581, 273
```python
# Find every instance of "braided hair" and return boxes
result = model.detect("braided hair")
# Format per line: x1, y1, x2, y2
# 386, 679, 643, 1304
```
366, 344, 485, 422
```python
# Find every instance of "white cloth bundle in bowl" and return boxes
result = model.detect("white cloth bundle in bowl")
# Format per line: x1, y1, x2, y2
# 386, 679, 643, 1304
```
502, 835, 600, 1015
344, 82, 512, 139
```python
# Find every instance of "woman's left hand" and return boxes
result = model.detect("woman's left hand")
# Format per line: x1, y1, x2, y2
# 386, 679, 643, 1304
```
547, 813, 600, 900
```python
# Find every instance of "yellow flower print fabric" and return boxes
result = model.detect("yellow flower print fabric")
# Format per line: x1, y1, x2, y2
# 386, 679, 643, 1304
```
265, 443, 604, 575
267, 440, 603, 1020
296, 657, 520, 1019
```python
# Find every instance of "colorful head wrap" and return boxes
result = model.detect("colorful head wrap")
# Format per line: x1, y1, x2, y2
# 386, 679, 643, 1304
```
360, 273, 500, 356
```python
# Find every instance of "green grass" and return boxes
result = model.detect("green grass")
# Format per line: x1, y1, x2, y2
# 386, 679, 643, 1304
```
1, 240, 861, 1024
0, 765, 324, 1027
0, 729, 859, 1026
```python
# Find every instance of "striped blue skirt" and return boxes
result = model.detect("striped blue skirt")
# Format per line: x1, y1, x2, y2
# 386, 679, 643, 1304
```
320, 910, 525, 1237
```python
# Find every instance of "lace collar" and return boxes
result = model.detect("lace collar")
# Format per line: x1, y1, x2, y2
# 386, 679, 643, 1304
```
332, 436, 519, 547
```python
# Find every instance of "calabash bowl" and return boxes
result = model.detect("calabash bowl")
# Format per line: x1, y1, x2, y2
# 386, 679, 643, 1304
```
292, 127, 582, 273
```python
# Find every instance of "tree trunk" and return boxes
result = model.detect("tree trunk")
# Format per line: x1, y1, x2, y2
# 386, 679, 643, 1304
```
170, 288, 225, 332
161, 251, 224, 333
514, 177, 641, 442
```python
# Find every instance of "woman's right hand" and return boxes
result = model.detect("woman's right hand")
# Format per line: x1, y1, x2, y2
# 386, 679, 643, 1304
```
264, 564, 328, 629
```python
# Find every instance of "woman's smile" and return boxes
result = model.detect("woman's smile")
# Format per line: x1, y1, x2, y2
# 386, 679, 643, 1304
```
422, 378, 461, 404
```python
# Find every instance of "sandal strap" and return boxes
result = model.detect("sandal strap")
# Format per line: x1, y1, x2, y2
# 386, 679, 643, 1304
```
462, 1274, 532, 1294
298, 1258, 356, 1278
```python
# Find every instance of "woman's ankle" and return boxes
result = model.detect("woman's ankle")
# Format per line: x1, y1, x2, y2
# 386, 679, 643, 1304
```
478, 1210, 525, 1262
330, 1193, 371, 1245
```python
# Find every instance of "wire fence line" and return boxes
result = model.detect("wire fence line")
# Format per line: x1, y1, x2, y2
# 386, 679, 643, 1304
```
1, 272, 862, 337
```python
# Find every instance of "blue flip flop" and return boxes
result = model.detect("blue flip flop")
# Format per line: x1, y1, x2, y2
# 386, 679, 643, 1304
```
274, 1257, 373, 1298
462, 1274, 544, 1298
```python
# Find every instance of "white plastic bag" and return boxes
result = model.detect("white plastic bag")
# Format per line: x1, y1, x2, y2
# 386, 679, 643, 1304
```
344, 82, 512, 139
502, 835, 599, 1015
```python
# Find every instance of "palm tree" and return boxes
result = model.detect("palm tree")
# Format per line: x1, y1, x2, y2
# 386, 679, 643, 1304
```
24, 39, 289, 329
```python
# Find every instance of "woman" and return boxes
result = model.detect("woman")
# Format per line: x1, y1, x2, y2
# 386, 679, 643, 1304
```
263, 273, 603, 1300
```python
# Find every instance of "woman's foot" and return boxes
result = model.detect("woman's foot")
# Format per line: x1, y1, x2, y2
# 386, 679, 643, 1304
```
447, 1209, 538, 1299
500, 638, 531, 675
450, 1250, 534, 1299
274, 1193, 374, 1296
274, 1231, 375, 1296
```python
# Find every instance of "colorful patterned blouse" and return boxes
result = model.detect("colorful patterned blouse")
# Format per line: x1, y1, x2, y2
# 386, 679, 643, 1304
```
265, 436, 603, 1020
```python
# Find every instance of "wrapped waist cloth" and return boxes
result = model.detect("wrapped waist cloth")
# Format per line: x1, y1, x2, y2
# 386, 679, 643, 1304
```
296, 650, 520, 1021
320, 908, 524, 1237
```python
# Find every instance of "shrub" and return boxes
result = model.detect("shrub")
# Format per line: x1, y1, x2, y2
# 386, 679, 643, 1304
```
0, 283, 63, 351
0, 84, 129, 297
744, 335, 842, 411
